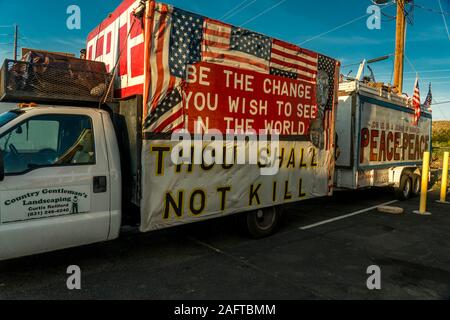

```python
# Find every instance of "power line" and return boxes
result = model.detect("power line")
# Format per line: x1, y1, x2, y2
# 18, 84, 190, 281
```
220, 0, 255, 20
438, 0, 450, 40
404, 76, 450, 81
240, 0, 287, 27
431, 100, 450, 106
299, 2, 396, 45
414, 3, 450, 17
224, 0, 258, 21
404, 55, 417, 74
378, 68, 450, 75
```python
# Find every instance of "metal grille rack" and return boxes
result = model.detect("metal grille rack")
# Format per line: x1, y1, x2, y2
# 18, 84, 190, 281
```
0, 58, 112, 104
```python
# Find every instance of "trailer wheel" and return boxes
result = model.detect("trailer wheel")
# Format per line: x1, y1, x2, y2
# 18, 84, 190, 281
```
243, 206, 280, 239
395, 174, 412, 201
411, 174, 421, 197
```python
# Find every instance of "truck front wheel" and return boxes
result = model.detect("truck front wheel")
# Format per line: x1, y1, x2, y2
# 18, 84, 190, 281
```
243, 206, 280, 239
395, 174, 413, 200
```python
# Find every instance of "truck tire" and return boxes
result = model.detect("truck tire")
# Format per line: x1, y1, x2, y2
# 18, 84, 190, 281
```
411, 174, 421, 197
395, 174, 413, 201
243, 206, 280, 239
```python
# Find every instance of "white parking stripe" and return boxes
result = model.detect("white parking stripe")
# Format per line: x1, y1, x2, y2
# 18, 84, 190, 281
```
299, 200, 399, 230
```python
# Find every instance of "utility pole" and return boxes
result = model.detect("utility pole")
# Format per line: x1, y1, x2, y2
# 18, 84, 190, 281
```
13, 24, 18, 61
393, 0, 406, 94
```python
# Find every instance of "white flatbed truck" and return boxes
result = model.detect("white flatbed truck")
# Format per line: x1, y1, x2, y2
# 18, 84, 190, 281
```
0, 0, 340, 260
335, 79, 432, 200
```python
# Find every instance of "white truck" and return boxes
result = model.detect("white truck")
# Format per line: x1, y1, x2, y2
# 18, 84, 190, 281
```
0, 0, 340, 260
335, 77, 432, 200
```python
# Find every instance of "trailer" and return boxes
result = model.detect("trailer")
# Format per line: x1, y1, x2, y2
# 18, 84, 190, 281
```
335, 78, 432, 199
0, 0, 340, 260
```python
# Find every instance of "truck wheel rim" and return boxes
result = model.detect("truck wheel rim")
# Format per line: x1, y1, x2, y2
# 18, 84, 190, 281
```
404, 179, 411, 198
255, 208, 276, 231
414, 178, 420, 194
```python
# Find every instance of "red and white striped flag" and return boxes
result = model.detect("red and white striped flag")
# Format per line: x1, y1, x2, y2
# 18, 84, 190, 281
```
145, 3, 184, 133
413, 76, 421, 125
270, 39, 318, 83
202, 19, 271, 73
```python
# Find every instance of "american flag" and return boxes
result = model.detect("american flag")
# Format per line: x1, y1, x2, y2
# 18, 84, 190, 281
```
270, 39, 318, 83
144, 4, 196, 133
319, 54, 337, 150
202, 19, 271, 73
423, 82, 432, 112
144, 5, 332, 134
412, 77, 421, 125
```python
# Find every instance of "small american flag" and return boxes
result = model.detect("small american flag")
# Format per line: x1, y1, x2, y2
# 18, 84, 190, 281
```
412, 77, 421, 125
202, 19, 271, 73
270, 39, 318, 83
318, 54, 337, 150
423, 82, 432, 112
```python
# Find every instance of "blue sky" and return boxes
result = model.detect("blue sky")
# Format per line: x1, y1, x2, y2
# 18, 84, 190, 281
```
1, 0, 450, 120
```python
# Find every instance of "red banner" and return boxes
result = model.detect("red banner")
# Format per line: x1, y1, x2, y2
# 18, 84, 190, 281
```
183, 62, 318, 135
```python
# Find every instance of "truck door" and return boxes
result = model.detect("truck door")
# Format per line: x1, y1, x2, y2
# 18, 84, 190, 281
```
0, 110, 111, 260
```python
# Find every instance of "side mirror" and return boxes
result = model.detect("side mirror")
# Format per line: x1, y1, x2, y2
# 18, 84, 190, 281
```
0, 149, 4, 181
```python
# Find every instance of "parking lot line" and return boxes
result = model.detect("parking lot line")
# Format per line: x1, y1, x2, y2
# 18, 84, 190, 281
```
299, 200, 399, 230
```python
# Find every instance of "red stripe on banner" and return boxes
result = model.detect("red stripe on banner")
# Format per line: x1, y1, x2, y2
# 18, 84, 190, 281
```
167, 76, 176, 95
270, 57, 317, 78
272, 39, 318, 60
153, 107, 184, 133
203, 39, 229, 49
114, 83, 143, 98
271, 47, 318, 68
204, 27, 231, 39
151, 9, 169, 111
106, 32, 112, 54
95, 36, 104, 58
118, 24, 128, 76
203, 51, 269, 72
131, 42, 144, 77
171, 120, 186, 132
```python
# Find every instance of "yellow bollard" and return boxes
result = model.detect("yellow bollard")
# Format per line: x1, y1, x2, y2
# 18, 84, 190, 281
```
414, 151, 431, 215
437, 152, 449, 204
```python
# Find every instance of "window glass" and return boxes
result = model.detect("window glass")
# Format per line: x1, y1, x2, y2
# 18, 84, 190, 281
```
0, 110, 23, 128
0, 114, 95, 174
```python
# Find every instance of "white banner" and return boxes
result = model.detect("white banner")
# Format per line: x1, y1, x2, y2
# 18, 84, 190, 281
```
359, 101, 432, 167
140, 140, 333, 232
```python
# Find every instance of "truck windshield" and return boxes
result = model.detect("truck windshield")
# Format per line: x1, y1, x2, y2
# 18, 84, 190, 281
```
0, 110, 23, 128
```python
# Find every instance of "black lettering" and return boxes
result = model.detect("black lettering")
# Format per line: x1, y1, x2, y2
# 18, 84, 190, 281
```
152, 146, 171, 175
298, 179, 306, 198
217, 187, 231, 211
284, 180, 292, 200
164, 191, 183, 219
249, 184, 261, 205
190, 190, 206, 216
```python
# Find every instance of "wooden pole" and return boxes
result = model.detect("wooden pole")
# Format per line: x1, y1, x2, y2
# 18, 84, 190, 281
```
393, 0, 406, 94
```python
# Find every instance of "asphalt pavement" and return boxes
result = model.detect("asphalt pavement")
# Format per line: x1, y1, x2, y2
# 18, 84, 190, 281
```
0, 187, 449, 300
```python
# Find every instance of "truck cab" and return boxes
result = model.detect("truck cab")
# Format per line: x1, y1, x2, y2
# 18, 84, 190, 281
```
0, 106, 122, 260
